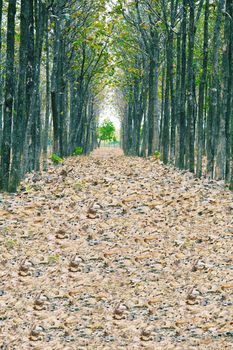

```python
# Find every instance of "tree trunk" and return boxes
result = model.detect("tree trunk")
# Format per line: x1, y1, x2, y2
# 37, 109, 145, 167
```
169, 0, 176, 162
186, 0, 195, 172
0, 0, 16, 191
42, 12, 50, 171
215, 0, 231, 180
225, 0, 233, 183
175, 32, 181, 167
147, 57, 155, 156
22, 0, 46, 175
197, 0, 209, 178
207, 0, 225, 177
0, 0, 3, 146
152, 32, 160, 153
9, 0, 29, 192
51, 3, 62, 155
179, 0, 187, 169
162, 31, 173, 164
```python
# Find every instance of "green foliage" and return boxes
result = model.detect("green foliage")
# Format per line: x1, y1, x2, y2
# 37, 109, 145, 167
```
51, 154, 64, 165
97, 119, 116, 142
154, 151, 161, 160
72, 147, 83, 156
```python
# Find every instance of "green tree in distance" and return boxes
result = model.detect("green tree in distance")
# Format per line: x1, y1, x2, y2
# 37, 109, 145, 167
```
97, 119, 116, 146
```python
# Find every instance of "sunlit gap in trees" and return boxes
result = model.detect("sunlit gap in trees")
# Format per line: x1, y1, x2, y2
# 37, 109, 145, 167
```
99, 0, 121, 135
98, 86, 121, 137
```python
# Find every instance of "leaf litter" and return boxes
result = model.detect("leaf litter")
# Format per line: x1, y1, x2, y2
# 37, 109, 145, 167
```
0, 148, 232, 349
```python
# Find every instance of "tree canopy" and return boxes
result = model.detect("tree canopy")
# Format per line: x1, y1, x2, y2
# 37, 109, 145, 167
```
97, 120, 116, 144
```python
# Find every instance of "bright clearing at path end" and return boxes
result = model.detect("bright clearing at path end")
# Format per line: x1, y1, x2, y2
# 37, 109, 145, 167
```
99, 88, 121, 132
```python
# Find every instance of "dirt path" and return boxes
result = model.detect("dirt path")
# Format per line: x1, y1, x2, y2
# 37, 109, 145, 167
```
0, 148, 232, 349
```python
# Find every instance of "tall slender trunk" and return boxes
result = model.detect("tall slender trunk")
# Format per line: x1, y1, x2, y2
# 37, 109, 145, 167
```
163, 31, 173, 164
9, 0, 29, 192
225, 0, 233, 183
0, 0, 16, 191
26, 0, 34, 127
24, 0, 46, 174
175, 31, 181, 167
215, 0, 231, 180
42, 12, 50, 171
179, 0, 187, 169
69, 79, 76, 153
207, 0, 225, 177
125, 90, 133, 154
230, 2, 233, 190
0, 0, 3, 146
147, 57, 155, 156
186, 0, 195, 172
169, 1, 177, 163
59, 39, 66, 157
62, 84, 68, 157
51, 5, 61, 155
159, 63, 165, 150
197, 0, 209, 178
141, 86, 148, 157
152, 31, 160, 153
169, 31, 176, 162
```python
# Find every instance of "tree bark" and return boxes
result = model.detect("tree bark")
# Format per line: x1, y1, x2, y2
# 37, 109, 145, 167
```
147, 57, 155, 156
23, 0, 46, 174
225, 0, 233, 183
186, 0, 195, 172
0, 0, 3, 146
42, 12, 50, 171
197, 0, 209, 178
179, 0, 187, 169
0, 0, 16, 191
207, 0, 225, 177
175, 32, 181, 167
9, 0, 30, 192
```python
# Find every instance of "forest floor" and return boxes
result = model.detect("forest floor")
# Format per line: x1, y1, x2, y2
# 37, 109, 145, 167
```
0, 148, 232, 350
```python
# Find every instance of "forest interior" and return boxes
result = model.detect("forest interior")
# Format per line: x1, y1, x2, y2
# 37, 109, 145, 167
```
0, 0, 233, 349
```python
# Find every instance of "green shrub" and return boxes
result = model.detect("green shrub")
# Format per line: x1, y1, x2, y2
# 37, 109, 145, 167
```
72, 147, 83, 156
51, 153, 64, 164
154, 150, 161, 160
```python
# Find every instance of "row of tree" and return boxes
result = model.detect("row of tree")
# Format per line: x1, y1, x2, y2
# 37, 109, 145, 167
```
0, 0, 110, 192
113, 0, 233, 188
